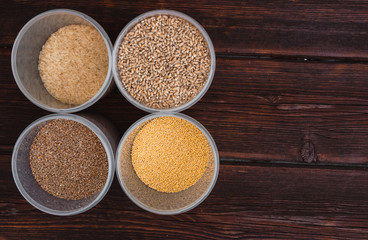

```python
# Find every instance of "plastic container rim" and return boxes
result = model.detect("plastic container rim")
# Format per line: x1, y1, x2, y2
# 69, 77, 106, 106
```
12, 113, 115, 216
11, 9, 113, 113
115, 112, 220, 215
112, 9, 216, 113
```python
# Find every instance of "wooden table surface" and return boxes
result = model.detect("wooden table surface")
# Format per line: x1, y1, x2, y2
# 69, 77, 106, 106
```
1, 0, 368, 239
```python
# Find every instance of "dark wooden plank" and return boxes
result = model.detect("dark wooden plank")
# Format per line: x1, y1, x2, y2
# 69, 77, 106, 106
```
3, 48, 368, 164
3, 1, 368, 239
0, 148, 367, 239
3, 0, 368, 58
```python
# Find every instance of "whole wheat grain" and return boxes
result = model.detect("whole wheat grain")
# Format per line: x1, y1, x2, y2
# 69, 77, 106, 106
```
118, 15, 211, 109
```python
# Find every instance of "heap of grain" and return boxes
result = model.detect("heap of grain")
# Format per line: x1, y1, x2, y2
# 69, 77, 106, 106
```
118, 15, 211, 109
131, 116, 210, 193
30, 119, 108, 200
38, 25, 108, 105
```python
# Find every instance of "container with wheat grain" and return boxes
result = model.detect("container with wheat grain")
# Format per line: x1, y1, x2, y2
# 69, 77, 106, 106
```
112, 10, 216, 112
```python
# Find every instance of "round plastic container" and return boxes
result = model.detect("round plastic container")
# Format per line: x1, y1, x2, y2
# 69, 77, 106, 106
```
112, 10, 216, 113
12, 113, 119, 216
116, 113, 219, 215
11, 9, 113, 113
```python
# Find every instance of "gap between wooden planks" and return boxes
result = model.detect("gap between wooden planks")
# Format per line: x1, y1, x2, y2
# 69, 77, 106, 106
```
0, 159, 367, 239
3, 0, 368, 59
2, 47, 368, 165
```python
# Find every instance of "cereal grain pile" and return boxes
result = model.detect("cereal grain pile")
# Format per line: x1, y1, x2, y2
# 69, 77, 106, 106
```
131, 116, 209, 193
118, 15, 211, 109
39, 25, 108, 105
30, 119, 108, 200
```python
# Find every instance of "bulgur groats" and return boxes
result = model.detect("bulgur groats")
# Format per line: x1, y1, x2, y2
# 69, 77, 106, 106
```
38, 25, 108, 105
131, 116, 210, 193
29, 119, 108, 200
118, 15, 211, 109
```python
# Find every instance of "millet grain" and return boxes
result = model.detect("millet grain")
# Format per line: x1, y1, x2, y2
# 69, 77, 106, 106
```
131, 116, 210, 193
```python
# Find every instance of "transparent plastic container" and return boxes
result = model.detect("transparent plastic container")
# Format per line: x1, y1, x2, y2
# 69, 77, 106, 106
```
116, 113, 219, 215
112, 10, 216, 113
12, 113, 119, 216
11, 9, 113, 113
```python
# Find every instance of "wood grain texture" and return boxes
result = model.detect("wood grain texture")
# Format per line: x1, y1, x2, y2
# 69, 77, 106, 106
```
3, 0, 368, 58
0, 149, 367, 239
3, 48, 368, 164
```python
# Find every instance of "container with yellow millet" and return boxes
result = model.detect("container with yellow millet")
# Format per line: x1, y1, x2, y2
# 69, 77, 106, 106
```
117, 113, 219, 215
